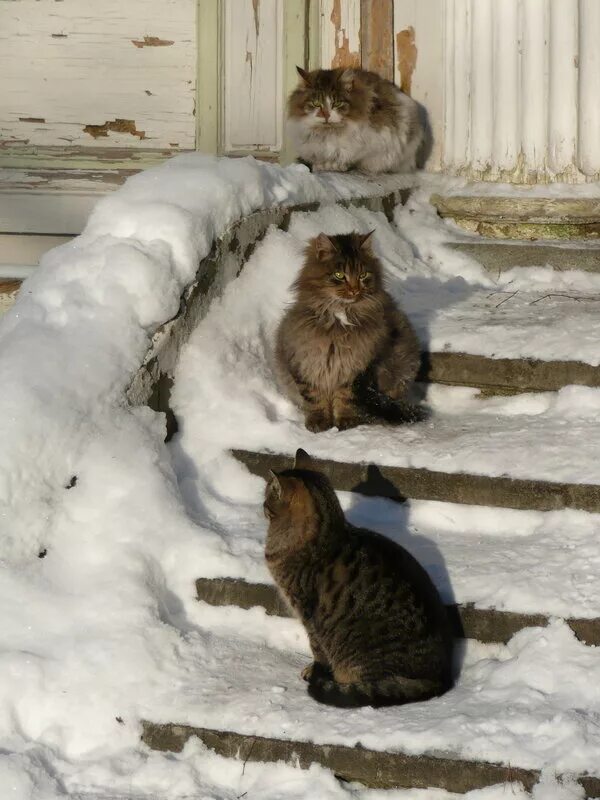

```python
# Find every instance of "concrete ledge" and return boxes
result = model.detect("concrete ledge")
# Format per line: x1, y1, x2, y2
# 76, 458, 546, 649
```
126, 185, 411, 416
195, 576, 600, 647
233, 449, 600, 514
431, 194, 600, 223
446, 241, 600, 274
141, 721, 600, 796
431, 194, 600, 240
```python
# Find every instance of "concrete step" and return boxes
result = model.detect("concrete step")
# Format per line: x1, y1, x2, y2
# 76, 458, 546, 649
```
446, 240, 600, 273
195, 576, 600, 646
142, 721, 600, 796
233, 449, 600, 514
431, 192, 600, 240
420, 351, 600, 394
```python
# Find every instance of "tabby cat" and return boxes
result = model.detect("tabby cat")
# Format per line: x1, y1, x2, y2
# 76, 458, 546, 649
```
275, 231, 423, 432
264, 449, 454, 708
287, 66, 423, 173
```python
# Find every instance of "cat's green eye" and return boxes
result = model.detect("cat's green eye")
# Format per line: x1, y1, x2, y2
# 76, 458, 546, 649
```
359, 271, 371, 280
332, 100, 344, 109
333, 271, 345, 281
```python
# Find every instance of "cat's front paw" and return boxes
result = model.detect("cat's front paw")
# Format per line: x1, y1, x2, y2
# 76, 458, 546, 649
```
305, 411, 332, 433
301, 663, 314, 681
335, 414, 361, 431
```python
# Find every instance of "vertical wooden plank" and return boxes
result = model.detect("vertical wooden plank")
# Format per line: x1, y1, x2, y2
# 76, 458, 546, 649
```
196, 0, 220, 153
578, 0, 600, 177
521, 0, 548, 178
451, 0, 471, 169
360, 0, 394, 80
394, 0, 444, 171
442, 0, 456, 171
222, 0, 284, 153
308, 0, 322, 69
281, 0, 308, 163
320, 0, 361, 69
470, 0, 493, 172
492, 0, 520, 171
548, 0, 578, 176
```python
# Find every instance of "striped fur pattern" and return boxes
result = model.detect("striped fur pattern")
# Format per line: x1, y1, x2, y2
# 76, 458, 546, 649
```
275, 232, 423, 432
264, 449, 454, 708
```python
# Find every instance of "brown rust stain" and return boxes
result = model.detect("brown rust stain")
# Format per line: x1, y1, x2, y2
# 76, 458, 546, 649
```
251, 0, 260, 39
131, 36, 174, 49
19, 117, 45, 124
330, 0, 360, 69
396, 26, 417, 95
83, 119, 146, 140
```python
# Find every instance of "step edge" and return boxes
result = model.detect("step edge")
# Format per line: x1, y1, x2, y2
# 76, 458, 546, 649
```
141, 721, 600, 796
233, 449, 600, 514
195, 576, 600, 647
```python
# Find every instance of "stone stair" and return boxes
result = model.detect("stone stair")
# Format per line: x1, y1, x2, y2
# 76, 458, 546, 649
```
141, 186, 600, 796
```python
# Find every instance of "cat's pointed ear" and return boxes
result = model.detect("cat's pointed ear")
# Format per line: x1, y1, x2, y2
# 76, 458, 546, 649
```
267, 469, 283, 498
293, 448, 313, 470
314, 233, 338, 261
358, 229, 376, 249
339, 68, 354, 90
296, 65, 311, 84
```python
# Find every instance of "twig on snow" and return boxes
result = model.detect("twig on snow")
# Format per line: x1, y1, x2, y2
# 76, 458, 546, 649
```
529, 292, 600, 305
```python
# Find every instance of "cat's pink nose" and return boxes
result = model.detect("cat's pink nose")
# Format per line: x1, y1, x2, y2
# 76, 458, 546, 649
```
317, 107, 330, 121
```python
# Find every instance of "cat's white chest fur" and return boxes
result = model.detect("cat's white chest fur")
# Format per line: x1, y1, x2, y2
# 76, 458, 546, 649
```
334, 308, 352, 327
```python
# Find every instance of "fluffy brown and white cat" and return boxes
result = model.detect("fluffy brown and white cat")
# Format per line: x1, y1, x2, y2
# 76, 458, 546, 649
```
275, 231, 423, 432
287, 67, 423, 174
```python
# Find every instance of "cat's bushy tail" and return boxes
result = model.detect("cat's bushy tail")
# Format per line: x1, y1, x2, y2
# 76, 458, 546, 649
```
353, 374, 428, 425
307, 672, 445, 708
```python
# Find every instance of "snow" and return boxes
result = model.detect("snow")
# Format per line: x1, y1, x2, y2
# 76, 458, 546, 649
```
0, 154, 599, 797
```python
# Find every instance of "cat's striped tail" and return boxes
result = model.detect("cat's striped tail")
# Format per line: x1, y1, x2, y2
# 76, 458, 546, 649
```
307, 673, 445, 708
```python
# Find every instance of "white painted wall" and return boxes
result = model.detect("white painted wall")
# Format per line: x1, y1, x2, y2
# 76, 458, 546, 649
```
443, 0, 600, 182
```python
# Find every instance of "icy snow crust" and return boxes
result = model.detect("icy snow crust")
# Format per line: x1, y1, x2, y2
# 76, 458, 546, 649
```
1, 155, 599, 797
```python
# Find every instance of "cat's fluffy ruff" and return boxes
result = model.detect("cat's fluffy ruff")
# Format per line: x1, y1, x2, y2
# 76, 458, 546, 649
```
287, 67, 423, 173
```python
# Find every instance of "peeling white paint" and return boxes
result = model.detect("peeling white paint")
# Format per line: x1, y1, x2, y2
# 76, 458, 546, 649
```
0, 0, 196, 150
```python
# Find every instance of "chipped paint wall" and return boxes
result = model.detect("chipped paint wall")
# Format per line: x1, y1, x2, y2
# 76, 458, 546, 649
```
319, 0, 361, 70
0, 0, 196, 153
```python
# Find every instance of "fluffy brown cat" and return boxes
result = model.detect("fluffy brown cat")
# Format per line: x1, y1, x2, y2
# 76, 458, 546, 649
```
264, 448, 454, 708
287, 67, 423, 173
275, 231, 423, 432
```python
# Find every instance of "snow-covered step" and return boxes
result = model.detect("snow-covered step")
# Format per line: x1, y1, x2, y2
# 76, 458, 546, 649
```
445, 241, 600, 274
421, 351, 600, 393
142, 722, 543, 794
142, 721, 600, 796
195, 576, 600, 647
430, 192, 600, 239
233, 436, 600, 513
138, 622, 600, 796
